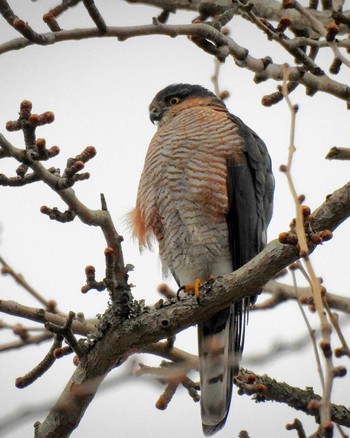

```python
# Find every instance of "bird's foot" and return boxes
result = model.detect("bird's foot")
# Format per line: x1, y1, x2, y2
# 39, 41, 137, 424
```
177, 278, 202, 302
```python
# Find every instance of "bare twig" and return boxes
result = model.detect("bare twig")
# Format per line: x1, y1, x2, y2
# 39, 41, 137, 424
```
323, 299, 350, 359
0, 24, 350, 104
0, 0, 51, 44
285, 418, 307, 437
45, 311, 86, 358
0, 299, 94, 335
236, 369, 350, 428
292, 0, 350, 69
0, 255, 58, 310
0, 332, 52, 352
0, 102, 132, 313
82, 0, 107, 32
15, 335, 63, 388
292, 269, 325, 391
258, 280, 350, 313
302, 256, 334, 431
280, 64, 309, 257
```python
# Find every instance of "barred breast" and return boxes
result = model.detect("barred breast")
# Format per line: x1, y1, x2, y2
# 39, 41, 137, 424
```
133, 104, 244, 284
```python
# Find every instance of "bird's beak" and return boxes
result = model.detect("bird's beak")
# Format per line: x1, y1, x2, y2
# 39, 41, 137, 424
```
149, 107, 162, 124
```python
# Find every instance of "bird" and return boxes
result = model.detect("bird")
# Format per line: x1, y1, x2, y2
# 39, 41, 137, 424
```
131, 84, 274, 435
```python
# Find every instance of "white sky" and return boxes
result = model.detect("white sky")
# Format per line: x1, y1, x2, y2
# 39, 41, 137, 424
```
1, 1, 350, 437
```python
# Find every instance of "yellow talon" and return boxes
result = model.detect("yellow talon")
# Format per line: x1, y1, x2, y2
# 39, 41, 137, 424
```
178, 278, 202, 300
193, 278, 202, 298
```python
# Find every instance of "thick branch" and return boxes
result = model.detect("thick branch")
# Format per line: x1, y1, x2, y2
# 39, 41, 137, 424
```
326, 146, 350, 160
34, 179, 350, 437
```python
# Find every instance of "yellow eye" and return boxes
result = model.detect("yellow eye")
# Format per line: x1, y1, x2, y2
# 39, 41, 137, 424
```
168, 96, 181, 106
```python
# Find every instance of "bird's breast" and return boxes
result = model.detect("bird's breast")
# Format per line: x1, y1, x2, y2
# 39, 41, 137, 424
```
135, 106, 243, 281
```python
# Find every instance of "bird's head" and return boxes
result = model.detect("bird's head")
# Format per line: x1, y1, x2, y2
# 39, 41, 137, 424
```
149, 83, 222, 125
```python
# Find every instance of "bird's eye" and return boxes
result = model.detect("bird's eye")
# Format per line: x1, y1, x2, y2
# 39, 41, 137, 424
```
167, 97, 181, 106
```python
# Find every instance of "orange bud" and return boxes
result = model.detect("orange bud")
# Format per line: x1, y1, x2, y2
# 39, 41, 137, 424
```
320, 230, 333, 242
335, 347, 345, 358
310, 233, 322, 245
322, 420, 334, 433
40, 205, 49, 214
36, 138, 46, 148
81, 285, 90, 294
307, 399, 320, 412
41, 111, 55, 124
279, 164, 288, 172
46, 300, 57, 312
282, 0, 296, 8
326, 22, 339, 41
278, 232, 290, 244
85, 146, 97, 157
43, 13, 55, 24
104, 247, 114, 257
261, 95, 274, 107
333, 366, 347, 377
53, 348, 63, 359
13, 324, 28, 340
85, 265, 95, 275
13, 19, 26, 30
29, 114, 40, 124
6, 120, 20, 131
74, 160, 85, 171
1, 266, 10, 274
299, 296, 309, 304
330, 57, 342, 75
20, 100, 32, 111
320, 339, 332, 357
279, 16, 291, 28
301, 205, 311, 218
246, 373, 256, 383
255, 384, 267, 393
219, 90, 230, 100
49, 146, 60, 156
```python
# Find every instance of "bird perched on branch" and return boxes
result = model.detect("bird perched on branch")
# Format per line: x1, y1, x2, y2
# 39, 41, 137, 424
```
131, 84, 274, 435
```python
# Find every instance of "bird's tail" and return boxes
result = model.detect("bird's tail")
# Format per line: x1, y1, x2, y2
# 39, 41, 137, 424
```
198, 298, 249, 436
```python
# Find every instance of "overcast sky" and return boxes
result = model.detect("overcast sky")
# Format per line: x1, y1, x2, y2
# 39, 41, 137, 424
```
1, 1, 350, 437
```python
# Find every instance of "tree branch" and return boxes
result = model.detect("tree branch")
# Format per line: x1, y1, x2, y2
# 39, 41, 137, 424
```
0, 299, 93, 336
259, 280, 350, 313
236, 369, 350, 428
33, 178, 350, 437
0, 23, 350, 103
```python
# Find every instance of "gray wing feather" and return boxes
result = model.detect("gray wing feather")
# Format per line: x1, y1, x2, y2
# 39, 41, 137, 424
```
199, 112, 274, 436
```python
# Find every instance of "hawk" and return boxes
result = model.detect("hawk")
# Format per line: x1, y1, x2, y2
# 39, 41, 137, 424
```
131, 84, 274, 435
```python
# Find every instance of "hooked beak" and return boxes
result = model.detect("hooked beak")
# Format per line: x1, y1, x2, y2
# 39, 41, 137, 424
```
149, 107, 163, 125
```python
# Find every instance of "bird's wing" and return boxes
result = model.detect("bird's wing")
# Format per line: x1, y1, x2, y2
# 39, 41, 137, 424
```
199, 113, 274, 436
